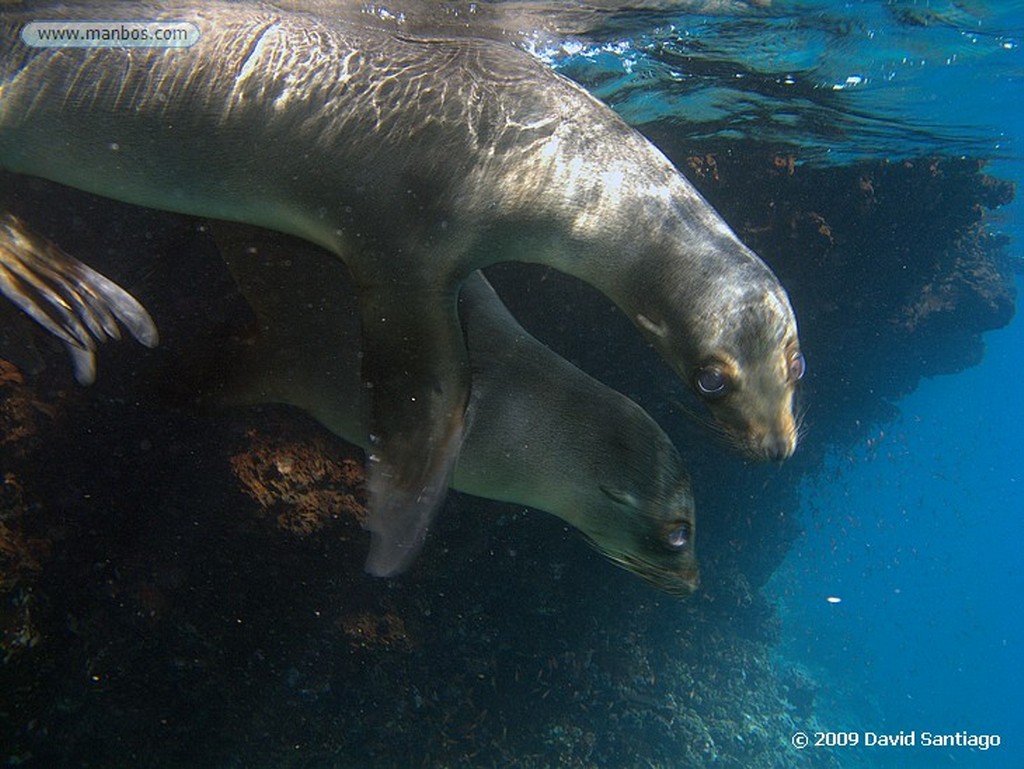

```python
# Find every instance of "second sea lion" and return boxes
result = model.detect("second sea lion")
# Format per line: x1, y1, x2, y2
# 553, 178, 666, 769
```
0, 216, 698, 594
212, 227, 697, 589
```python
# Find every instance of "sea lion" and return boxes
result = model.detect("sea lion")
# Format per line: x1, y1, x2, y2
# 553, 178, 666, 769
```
0, 216, 699, 595
0, 1, 802, 574
214, 228, 697, 592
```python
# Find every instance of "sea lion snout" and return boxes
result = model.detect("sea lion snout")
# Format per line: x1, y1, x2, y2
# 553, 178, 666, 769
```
698, 360, 802, 462
750, 418, 798, 461
749, 345, 804, 461
725, 381, 801, 461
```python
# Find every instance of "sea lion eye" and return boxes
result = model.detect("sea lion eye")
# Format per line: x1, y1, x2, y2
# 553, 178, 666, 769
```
600, 485, 638, 509
789, 351, 806, 381
665, 522, 691, 550
695, 366, 728, 398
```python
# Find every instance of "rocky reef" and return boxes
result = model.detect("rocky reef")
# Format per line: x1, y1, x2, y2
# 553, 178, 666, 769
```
230, 425, 367, 538
0, 139, 1015, 767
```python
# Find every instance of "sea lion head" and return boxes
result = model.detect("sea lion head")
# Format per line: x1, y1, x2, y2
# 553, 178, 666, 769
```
636, 269, 804, 463
691, 293, 804, 461
572, 418, 699, 597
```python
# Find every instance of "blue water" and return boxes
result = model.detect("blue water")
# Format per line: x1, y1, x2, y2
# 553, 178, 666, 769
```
556, 1, 1024, 766
548, 0, 1024, 166
769, 293, 1024, 766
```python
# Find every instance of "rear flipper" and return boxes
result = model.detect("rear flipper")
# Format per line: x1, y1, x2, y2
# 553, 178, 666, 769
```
212, 226, 469, 576
0, 213, 158, 383
359, 286, 470, 576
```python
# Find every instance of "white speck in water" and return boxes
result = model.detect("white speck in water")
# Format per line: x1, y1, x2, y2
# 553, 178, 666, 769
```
833, 75, 864, 91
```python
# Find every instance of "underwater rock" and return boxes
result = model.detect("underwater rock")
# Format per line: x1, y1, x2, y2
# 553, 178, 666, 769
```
781, 664, 821, 720
0, 359, 62, 662
230, 426, 366, 538
339, 610, 414, 652
0, 471, 47, 660
0, 358, 59, 454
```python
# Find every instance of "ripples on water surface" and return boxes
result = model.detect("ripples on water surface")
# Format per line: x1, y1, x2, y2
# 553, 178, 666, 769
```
529, 0, 1022, 164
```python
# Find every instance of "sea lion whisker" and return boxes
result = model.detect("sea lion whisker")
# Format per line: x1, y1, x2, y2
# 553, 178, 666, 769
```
669, 397, 720, 434
670, 396, 739, 450
793, 401, 810, 446
585, 539, 696, 597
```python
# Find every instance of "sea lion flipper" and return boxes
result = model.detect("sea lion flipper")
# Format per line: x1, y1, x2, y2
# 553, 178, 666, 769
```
0, 213, 158, 384
358, 288, 470, 576
212, 228, 468, 575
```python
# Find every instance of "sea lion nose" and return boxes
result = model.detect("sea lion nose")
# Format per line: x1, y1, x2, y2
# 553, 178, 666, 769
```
761, 432, 796, 461
748, 417, 797, 460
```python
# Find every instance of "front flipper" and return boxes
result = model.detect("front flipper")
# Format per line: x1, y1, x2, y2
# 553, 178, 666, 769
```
359, 287, 470, 576
0, 213, 158, 384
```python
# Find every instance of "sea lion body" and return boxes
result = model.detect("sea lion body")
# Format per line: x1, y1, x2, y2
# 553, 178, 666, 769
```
0, 1, 801, 574
214, 232, 697, 594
